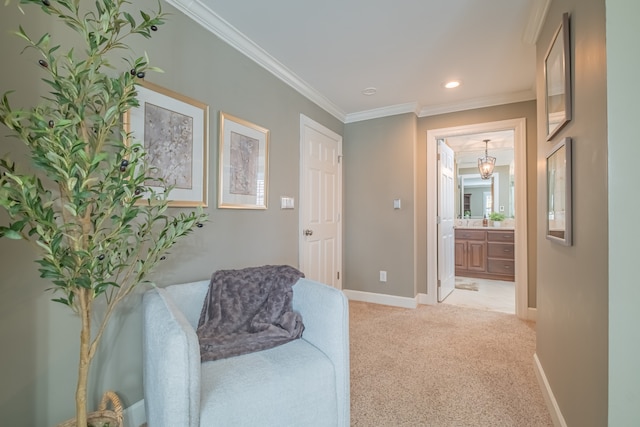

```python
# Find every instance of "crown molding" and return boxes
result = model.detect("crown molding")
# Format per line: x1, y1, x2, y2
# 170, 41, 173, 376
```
344, 102, 420, 124
522, 0, 552, 44
343, 90, 536, 123
417, 90, 536, 118
165, 0, 347, 122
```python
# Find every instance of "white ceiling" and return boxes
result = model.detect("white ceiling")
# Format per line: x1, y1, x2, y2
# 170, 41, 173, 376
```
166, 0, 549, 123
447, 130, 514, 168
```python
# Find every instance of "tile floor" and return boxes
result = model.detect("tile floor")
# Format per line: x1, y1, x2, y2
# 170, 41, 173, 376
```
442, 276, 516, 314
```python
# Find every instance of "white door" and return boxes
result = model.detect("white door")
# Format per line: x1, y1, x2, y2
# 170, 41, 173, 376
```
299, 115, 343, 288
438, 140, 456, 301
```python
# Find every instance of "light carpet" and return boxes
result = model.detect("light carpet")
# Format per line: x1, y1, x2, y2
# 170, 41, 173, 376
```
349, 301, 553, 426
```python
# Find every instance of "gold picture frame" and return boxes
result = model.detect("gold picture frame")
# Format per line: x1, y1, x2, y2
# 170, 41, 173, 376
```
124, 80, 209, 207
218, 112, 269, 209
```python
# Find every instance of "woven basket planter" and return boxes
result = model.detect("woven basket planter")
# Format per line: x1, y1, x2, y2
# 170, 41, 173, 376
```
56, 391, 123, 427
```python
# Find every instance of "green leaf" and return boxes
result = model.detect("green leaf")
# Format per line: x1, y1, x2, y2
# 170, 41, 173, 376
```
67, 177, 77, 191
63, 203, 77, 216
140, 10, 150, 22
0, 228, 22, 240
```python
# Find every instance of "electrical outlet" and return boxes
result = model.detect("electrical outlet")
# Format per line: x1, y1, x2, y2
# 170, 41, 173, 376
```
379, 271, 387, 282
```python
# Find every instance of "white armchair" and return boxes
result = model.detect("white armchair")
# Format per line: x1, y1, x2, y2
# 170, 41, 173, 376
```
142, 277, 350, 427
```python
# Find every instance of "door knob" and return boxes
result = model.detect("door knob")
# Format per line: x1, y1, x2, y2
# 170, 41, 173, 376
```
303, 229, 313, 236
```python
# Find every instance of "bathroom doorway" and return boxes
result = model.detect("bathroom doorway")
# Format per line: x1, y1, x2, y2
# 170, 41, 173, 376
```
445, 131, 515, 313
426, 118, 530, 319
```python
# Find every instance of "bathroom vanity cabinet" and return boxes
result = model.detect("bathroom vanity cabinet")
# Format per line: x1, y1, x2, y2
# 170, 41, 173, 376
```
454, 228, 515, 281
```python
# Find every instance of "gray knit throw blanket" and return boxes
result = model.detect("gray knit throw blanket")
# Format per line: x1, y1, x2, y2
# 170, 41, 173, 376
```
197, 265, 305, 362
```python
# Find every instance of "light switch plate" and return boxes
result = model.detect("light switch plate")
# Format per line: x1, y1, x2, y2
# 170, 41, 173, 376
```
280, 196, 295, 209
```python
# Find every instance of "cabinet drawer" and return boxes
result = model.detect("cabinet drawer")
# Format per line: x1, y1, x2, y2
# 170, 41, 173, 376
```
487, 231, 514, 243
487, 259, 515, 275
455, 229, 486, 240
487, 242, 515, 259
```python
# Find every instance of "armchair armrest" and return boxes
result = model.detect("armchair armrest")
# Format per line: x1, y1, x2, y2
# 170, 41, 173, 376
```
292, 279, 350, 426
142, 287, 201, 427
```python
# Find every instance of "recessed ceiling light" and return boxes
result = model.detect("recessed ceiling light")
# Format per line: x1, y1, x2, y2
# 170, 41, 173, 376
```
362, 87, 377, 96
443, 81, 461, 89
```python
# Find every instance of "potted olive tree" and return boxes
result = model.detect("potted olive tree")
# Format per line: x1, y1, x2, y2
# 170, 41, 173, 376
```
0, 1, 207, 426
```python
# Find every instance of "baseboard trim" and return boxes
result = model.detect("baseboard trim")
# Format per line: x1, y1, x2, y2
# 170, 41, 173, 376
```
533, 353, 567, 427
416, 292, 435, 305
124, 399, 146, 427
343, 289, 418, 309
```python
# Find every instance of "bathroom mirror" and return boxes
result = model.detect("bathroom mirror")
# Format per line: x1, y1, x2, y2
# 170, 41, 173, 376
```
457, 174, 496, 219
546, 137, 572, 245
456, 169, 517, 219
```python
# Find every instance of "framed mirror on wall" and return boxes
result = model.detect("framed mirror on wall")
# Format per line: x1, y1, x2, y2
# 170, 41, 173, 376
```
546, 137, 572, 246
544, 12, 572, 141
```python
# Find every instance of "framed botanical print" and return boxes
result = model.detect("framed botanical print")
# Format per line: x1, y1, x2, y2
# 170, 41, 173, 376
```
218, 112, 269, 209
125, 80, 209, 207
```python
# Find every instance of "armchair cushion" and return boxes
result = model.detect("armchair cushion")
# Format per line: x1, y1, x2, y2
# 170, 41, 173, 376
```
200, 339, 337, 426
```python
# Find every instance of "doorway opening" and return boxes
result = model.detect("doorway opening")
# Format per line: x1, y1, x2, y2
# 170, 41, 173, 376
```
445, 130, 515, 313
426, 118, 530, 319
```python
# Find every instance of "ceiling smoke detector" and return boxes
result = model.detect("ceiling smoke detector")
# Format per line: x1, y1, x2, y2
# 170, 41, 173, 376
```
362, 87, 377, 96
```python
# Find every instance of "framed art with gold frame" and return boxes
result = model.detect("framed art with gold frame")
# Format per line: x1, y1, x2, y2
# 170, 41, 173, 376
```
218, 112, 269, 209
124, 80, 209, 207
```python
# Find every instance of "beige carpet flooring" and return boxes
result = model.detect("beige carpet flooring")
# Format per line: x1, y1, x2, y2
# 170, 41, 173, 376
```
349, 301, 553, 426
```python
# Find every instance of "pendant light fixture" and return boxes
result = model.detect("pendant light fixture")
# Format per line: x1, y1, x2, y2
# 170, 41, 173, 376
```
478, 139, 496, 180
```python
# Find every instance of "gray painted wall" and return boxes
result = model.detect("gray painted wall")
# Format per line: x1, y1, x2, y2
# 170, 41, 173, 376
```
535, 0, 608, 425
343, 113, 417, 298
607, 0, 640, 424
0, 1, 342, 425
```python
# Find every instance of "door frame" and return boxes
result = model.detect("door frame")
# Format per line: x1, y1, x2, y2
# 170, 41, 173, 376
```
298, 114, 343, 288
425, 118, 530, 319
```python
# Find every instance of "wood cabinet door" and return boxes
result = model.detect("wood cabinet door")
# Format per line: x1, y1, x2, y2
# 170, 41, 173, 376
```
467, 241, 486, 271
455, 241, 467, 270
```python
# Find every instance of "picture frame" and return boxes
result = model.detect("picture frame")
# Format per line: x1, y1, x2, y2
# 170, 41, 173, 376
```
124, 80, 209, 207
546, 137, 572, 246
218, 112, 269, 209
544, 12, 571, 141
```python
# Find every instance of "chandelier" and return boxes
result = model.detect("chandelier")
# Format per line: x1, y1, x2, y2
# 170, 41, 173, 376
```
478, 139, 496, 180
